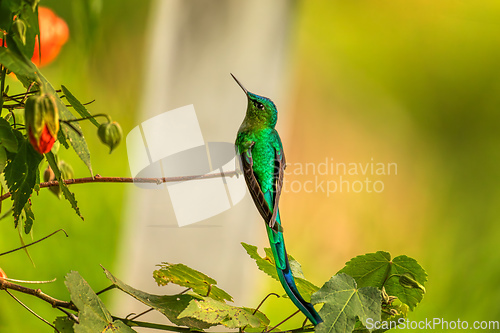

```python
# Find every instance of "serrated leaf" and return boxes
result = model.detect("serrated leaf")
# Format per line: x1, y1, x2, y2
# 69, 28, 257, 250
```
57, 129, 69, 149
61, 85, 100, 128
242, 242, 319, 302
4, 133, 42, 223
23, 201, 34, 234
311, 273, 381, 333
0, 47, 37, 79
46, 152, 83, 220
65, 271, 135, 333
103, 267, 213, 330
0, 117, 18, 152
338, 251, 427, 310
0, 146, 7, 173
53, 316, 75, 333
178, 298, 269, 329
153, 262, 233, 302
38, 74, 92, 175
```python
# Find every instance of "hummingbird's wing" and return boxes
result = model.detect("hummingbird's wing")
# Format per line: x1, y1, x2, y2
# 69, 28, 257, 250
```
269, 147, 285, 231
240, 142, 283, 233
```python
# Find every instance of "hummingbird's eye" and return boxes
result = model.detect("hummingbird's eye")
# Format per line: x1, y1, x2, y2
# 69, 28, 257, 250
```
256, 102, 264, 110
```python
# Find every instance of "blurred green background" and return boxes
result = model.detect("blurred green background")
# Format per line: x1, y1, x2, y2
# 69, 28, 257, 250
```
1, 0, 500, 331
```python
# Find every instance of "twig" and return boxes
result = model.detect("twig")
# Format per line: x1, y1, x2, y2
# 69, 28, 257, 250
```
95, 284, 116, 295
5, 290, 61, 333
253, 293, 280, 315
61, 113, 110, 124
0, 229, 68, 256
241, 293, 280, 332
114, 317, 202, 332
57, 306, 79, 323
60, 120, 82, 136
0, 279, 77, 311
65, 99, 96, 108
129, 307, 154, 321
2, 277, 56, 284
116, 316, 315, 333
0, 171, 241, 202
266, 310, 300, 332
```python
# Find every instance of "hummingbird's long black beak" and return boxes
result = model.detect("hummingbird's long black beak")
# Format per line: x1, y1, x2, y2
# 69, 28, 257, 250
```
230, 73, 248, 95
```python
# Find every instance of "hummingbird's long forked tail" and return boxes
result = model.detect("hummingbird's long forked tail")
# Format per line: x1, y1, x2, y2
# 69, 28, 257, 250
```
265, 224, 323, 326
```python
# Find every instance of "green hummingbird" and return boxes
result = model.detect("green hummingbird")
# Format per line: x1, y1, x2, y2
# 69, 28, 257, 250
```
232, 74, 322, 326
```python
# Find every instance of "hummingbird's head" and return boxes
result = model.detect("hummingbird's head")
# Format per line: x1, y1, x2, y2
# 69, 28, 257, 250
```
231, 74, 278, 128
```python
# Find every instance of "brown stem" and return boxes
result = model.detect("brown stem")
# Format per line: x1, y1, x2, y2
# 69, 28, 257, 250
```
0, 171, 240, 202
5, 290, 61, 333
0, 279, 77, 311
0, 229, 68, 257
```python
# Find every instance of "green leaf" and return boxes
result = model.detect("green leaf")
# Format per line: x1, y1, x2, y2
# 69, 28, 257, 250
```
46, 152, 83, 220
0, 117, 19, 152
61, 85, 100, 127
64, 271, 135, 333
39, 74, 93, 174
311, 273, 381, 333
57, 128, 69, 149
4, 132, 42, 223
178, 298, 269, 329
0, 1, 17, 32
53, 316, 75, 333
0, 146, 7, 173
241, 242, 319, 302
338, 251, 427, 310
103, 267, 213, 330
16, 3, 39, 60
153, 262, 233, 302
0, 47, 37, 79
23, 200, 34, 234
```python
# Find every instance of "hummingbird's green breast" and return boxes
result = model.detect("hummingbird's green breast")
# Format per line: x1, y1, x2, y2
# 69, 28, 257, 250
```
236, 127, 282, 196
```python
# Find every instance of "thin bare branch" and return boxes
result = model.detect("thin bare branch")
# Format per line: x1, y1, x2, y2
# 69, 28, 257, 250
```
0, 278, 77, 311
0, 229, 68, 256
0, 171, 241, 202
5, 290, 61, 333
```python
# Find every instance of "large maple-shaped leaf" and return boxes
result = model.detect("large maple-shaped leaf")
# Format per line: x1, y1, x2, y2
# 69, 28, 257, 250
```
338, 251, 427, 310
311, 273, 381, 333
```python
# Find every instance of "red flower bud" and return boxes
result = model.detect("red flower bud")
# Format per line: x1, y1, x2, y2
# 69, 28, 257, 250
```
25, 94, 59, 154
28, 124, 56, 154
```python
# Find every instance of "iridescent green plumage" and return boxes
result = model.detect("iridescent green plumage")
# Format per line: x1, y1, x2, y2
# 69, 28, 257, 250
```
233, 74, 322, 326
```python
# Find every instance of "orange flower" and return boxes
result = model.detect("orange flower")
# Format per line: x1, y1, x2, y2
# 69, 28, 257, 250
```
0, 7, 69, 67
31, 7, 69, 67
